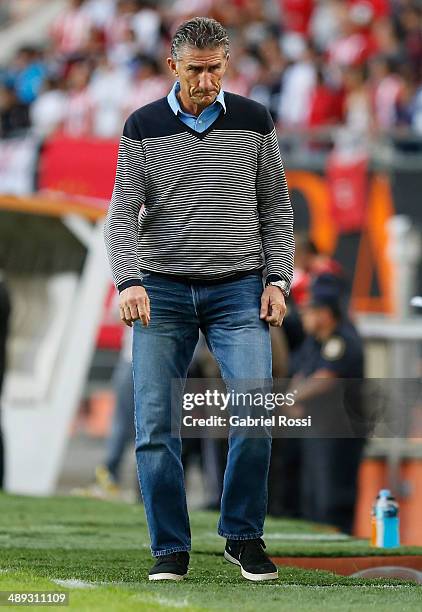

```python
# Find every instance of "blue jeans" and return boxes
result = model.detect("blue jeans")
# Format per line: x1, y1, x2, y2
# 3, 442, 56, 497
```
132, 271, 272, 557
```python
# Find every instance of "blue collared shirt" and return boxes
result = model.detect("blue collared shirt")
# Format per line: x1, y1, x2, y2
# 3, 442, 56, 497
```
167, 81, 226, 132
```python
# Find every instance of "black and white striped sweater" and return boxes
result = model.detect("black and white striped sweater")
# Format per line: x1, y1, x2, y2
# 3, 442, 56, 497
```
104, 92, 294, 294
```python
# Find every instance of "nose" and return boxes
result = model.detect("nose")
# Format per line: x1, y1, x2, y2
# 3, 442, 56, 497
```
198, 71, 214, 92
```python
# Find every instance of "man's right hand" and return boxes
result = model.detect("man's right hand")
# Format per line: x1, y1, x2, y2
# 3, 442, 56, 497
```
119, 285, 150, 327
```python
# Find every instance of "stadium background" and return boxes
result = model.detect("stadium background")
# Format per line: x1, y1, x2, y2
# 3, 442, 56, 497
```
0, 0, 422, 606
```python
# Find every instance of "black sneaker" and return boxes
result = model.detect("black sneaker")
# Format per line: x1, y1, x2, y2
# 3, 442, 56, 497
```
148, 551, 189, 581
224, 538, 278, 581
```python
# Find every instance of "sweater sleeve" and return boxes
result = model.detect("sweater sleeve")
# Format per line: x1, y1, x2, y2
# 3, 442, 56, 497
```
104, 115, 146, 293
256, 110, 294, 293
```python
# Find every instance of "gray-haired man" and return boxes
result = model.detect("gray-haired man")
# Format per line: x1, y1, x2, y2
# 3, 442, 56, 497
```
104, 17, 294, 581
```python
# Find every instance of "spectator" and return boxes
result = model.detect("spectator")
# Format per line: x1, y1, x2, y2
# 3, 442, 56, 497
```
395, 4, 422, 80
89, 55, 130, 137
0, 0, 420, 145
0, 85, 30, 137
83, 25, 107, 60
392, 71, 422, 152
307, 68, 344, 131
395, 71, 417, 130
5, 47, 46, 105
279, 0, 314, 37
29, 76, 67, 136
123, 56, 169, 118
278, 42, 317, 128
335, 64, 373, 151
328, 6, 378, 68
257, 34, 287, 84
372, 16, 401, 59
310, 0, 343, 53
131, 1, 163, 56
105, 0, 140, 50
107, 27, 141, 68
231, 42, 262, 90
51, 0, 93, 57
369, 56, 403, 131
61, 61, 94, 137
83, 0, 116, 29
250, 35, 286, 118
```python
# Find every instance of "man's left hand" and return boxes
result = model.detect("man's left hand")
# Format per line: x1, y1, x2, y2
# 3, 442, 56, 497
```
260, 285, 286, 327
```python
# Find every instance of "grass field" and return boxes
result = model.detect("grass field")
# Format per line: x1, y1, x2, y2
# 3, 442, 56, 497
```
1, 493, 421, 611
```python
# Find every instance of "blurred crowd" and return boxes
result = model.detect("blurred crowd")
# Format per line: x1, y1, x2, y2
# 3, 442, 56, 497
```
0, 0, 45, 26
0, 0, 421, 149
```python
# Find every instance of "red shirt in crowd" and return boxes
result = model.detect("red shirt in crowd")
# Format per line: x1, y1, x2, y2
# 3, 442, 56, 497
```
278, 0, 314, 35
329, 31, 378, 67
308, 85, 344, 127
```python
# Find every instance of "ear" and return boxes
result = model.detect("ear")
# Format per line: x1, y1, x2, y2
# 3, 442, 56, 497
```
167, 57, 178, 77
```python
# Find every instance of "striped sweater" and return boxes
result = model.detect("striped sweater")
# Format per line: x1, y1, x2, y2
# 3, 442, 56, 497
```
104, 92, 294, 294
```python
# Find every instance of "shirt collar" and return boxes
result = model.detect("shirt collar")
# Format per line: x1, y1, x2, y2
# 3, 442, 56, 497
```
167, 80, 226, 116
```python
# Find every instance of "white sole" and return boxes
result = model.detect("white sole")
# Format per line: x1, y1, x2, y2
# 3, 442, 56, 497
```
149, 572, 186, 581
224, 550, 279, 582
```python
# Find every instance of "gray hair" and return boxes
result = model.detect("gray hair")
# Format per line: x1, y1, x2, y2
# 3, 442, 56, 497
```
171, 17, 230, 61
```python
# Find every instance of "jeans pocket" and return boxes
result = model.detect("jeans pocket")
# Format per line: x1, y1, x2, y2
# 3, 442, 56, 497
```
236, 273, 264, 294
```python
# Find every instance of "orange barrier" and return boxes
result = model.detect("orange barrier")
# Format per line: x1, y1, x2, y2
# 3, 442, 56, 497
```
0, 193, 105, 220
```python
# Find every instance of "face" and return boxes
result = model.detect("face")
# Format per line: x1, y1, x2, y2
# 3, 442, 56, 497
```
68, 62, 91, 89
167, 45, 229, 109
301, 305, 331, 336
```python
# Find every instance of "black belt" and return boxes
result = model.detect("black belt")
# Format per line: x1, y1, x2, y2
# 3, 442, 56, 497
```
139, 268, 264, 286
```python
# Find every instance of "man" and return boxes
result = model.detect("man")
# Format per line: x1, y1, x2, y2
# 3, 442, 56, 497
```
104, 17, 294, 581
291, 274, 366, 533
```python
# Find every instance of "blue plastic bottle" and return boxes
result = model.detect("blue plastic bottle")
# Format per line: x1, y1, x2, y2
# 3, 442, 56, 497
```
371, 489, 400, 548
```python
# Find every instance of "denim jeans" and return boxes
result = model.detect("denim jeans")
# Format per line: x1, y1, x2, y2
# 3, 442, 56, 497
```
132, 271, 272, 557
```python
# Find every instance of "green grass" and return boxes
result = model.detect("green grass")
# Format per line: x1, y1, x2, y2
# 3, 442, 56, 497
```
0, 493, 421, 611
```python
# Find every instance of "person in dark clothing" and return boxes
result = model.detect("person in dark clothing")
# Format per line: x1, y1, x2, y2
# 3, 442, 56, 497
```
0, 275, 11, 489
268, 237, 346, 519
0, 84, 30, 137
290, 274, 366, 534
